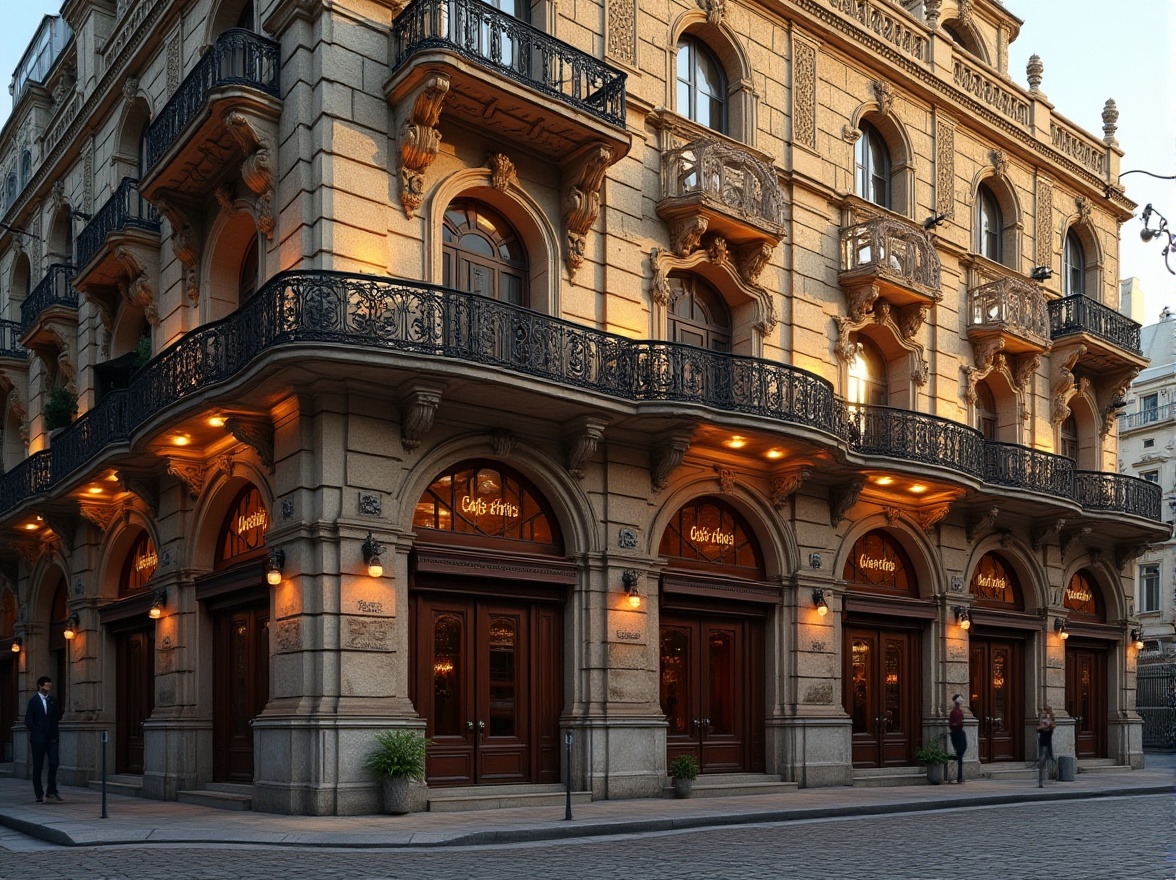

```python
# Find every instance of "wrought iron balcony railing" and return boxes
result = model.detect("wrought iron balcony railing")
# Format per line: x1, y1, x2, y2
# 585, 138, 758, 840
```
659, 139, 786, 231
967, 277, 1050, 348
0, 320, 28, 359
839, 217, 941, 300
143, 28, 280, 174
1048, 294, 1142, 355
1074, 471, 1162, 521
1118, 403, 1174, 431
75, 177, 161, 271
1, 271, 1164, 525
391, 0, 626, 127
20, 264, 78, 334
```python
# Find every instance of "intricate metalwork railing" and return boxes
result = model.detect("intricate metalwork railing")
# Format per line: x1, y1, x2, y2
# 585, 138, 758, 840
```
74, 177, 161, 271
20, 264, 78, 334
391, 0, 626, 127
984, 443, 1074, 498
0, 320, 28, 359
840, 404, 984, 477
1137, 662, 1176, 750
1118, 403, 1173, 431
1074, 471, 1162, 520
839, 217, 941, 299
0, 451, 50, 514
1048, 294, 1142, 355
143, 28, 280, 174
659, 138, 786, 228
968, 277, 1049, 345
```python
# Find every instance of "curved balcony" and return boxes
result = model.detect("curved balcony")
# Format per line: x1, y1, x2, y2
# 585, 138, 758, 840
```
1075, 471, 1162, 521
983, 442, 1074, 498
20, 264, 78, 346
0, 320, 28, 362
841, 404, 984, 478
1048, 294, 1146, 373
967, 277, 1050, 355
387, 0, 629, 163
140, 29, 280, 205
839, 216, 942, 312
73, 177, 161, 293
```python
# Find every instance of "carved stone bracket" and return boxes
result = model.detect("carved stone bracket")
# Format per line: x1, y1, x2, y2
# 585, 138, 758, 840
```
703, 0, 725, 26
916, 504, 951, 535
1100, 370, 1139, 438
78, 500, 120, 533
717, 467, 736, 494
966, 507, 999, 543
564, 417, 607, 480
769, 468, 810, 509
651, 433, 692, 492
1115, 542, 1153, 570
963, 336, 1006, 404
1050, 344, 1086, 425
13, 541, 46, 568
224, 417, 275, 473
1032, 518, 1066, 550
42, 513, 76, 554
669, 216, 708, 257
216, 451, 237, 479
872, 79, 894, 117
224, 110, 276, 240
165, 457, 208, 500
1060, 526, 1091, 557
487, 153, 517, 192
652, 247, 777, 338
398, 75, 450, 219
117, 471, 159, 518
113, 246, 159, 326
563, 144, 612, 281
400, 383, 444, 452
489, 429, 516, 458
155, 194, 200, 307
830, 480, 864, 526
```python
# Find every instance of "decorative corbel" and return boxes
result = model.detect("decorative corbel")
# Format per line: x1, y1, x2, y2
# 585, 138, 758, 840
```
1115, 543, 1152, 570
650, 248, 672, 306
216, 451, 237, 478
703, 0, 726, 26
563, 417, 606, 480
963, 336, 1005, 404
1075, 195, 1092, 224
830, 480, 864, 526
224, 416, 275, 473
214, 183, 238, 216
1050, 344, 1086, 424
165, 458, 208, 500
400, 383, 444, 452
872, 80, 894, 117
224, 111, 276, 239
966, 507, 999, 543
707, 236, 728, 266
769, 469, 809, 509
845, 283, 880, 323
998, 529, 1014, 549
78, 500, 120, 533
12, 541, 45, 568
896, 303, 929, 341
669, 216, 708, 257
1032, 518, 1066, 550
1060, 526, 1091, 557
489, 429, 516, 458
916, 504, 951, 535
990, 149, 1008, 179
117, 471, 159, 518
717, 467, 736, 495
883, 506, 903, 527
1100, 371, 1138, 438
735, 241, 773, 286
651, 433, 692, 492
563, 144, 612, 280
155, 195, 200, 306
42, 512, 76, 553
487, 153, 518, 192
113, 246, 159, 326
398, 74, 450, 218
1012, 354, 1039, 393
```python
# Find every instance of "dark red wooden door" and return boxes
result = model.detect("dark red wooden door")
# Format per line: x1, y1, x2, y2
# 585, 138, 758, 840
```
845, 627, 919, 768
1066, 647, 1106, 758
212, 603, 269, 782
969, 638, 1022, 763
116, 627, 155, 774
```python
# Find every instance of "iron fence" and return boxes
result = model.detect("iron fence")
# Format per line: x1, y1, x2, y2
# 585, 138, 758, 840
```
1137, 662, 1176, 750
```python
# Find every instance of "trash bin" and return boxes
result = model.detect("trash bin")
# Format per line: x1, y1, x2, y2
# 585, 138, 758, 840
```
1057, 755, 1076, 782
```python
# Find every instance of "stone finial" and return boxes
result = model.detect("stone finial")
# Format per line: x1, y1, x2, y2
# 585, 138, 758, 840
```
1102, 98, 1119, 144
1026, 55, 1043, 93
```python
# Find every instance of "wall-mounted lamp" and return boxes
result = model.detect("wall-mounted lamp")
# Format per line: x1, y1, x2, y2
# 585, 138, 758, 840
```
10, 636, 20, 653
1054, 617, 1069, 640
953, 606, 971, 631
1131, 629, 1145, 650
362, 532, 383, 578
149, 589, 167, 620
1140, 203, 1176, 275
812, 588, 829, 616
922, 212, 948, 230
1030, 266, 1053, 281
62, 612, 80, 640
622, 570, 642, 609
265, 548, 285, 586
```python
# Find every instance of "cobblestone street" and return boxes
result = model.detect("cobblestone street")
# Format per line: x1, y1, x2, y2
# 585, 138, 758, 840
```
1, 793, 1173, 880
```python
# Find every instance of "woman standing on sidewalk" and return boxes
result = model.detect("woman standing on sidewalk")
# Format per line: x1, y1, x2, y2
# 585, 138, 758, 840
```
948, 694, 967, 784
1037, 706, 1056, 788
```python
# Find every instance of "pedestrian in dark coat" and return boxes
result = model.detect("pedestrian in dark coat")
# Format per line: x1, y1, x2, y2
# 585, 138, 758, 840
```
25, 675, 61, 803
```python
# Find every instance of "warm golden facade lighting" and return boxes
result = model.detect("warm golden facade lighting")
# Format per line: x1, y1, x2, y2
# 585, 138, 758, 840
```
725, 435, 748, 449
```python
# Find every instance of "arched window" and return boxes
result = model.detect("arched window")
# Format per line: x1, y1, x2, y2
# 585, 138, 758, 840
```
234, 0, 255, 30
977, 183, 1002, 262
676, 36, 727, 134
941, 20, 987, 61
1064, 230, 1085, 297
442, 200, 528, 306
848, 336, 887, 407
668, 274, 730, 352
5, 174, 16, 208
239, 235, 259, 301
975, 380, 997, 440
19, 151, 31, 189
855, 121, 890, 208
1060, 414, 1078, 461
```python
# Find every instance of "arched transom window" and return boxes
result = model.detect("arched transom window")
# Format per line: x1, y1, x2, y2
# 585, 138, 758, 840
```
977, 183, 1002, 262
658, 497, 762, 573
676, 36, 727, 133
1064, 230, 1086, 297
855, 121, 890, 208
442, 200, 528, 306
668, 274, 731, 351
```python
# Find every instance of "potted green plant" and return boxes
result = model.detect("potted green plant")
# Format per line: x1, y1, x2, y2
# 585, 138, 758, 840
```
914, 736, 953, 785
43, 386, 77, 432
364, 730, 429, 814
667, 753, 700, 798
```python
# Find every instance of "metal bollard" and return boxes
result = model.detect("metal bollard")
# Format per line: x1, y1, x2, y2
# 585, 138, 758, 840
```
564, 732, 573, 821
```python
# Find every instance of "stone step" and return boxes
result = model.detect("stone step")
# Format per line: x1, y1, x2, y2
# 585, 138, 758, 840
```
662, 774, 798, 799
1077, 760, 1131, 774
978, 763, 1040, 780
852, 767, 929, 788
87, 774, 143, 797
176, 788, 252, 811
427, 783, 592, 813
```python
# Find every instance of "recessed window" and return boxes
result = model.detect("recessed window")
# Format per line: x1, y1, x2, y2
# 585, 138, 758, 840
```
855, 121, 891, 209
1060, 414, 1078, 461
1143, 439, 1155, 448
442, 200, 528, 306
676, 36, 727, 133
1140, 393, 1158, 421
1139, 564, 1160, 613
1142, 470, 1160, 484
1064, 230, 1085, 296
848, 336, 887, 407
977, 184, 1002, 262
668, 274, 730, 352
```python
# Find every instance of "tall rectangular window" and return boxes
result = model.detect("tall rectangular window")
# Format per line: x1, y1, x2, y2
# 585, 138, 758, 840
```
1141, 393, 1159, 422
1139, 564, 1160, 613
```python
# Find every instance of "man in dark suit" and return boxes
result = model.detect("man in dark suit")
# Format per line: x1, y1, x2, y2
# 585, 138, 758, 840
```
25, 675, 62, 803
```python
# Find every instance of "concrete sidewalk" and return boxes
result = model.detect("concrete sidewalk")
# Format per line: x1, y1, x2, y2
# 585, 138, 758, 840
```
0, 766, 1172, 849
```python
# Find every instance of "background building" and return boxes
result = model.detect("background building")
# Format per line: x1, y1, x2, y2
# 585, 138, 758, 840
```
0, 0, 1165, 813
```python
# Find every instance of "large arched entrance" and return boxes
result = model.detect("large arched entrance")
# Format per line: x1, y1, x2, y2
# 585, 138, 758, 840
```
841, 530, 930, 768
1063, 569, 1111, 759
658, 497, 768, 775
195, 484, 271, 782
409, 461, 570, 787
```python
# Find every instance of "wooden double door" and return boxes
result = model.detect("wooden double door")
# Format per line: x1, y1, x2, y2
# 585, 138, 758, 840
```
211, 601, 270, 782
844, 625, 920, 768
969, 637, 1023, 763
413, 593, 562, 787
114, 625, 156, 774
660, 613, 765, 774
1066, 646, 1107, 758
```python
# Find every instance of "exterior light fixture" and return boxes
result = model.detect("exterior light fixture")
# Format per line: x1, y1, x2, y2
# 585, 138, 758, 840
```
63, 613, 80, 640
953, 606, 971, 630
1139, 204, 1176, 275
1131, 629, 1145, 651
725, 435, 748, 449
812, 588, 829, 616
10, 636, 20, 653
622, 570, 642, 609
922, 212, 948, 230
361, 532, 383, 578
149, 589, 167, 620
1029, 266, 1053, 281
1054, 618, 1069, 640
265, 548, 285, 586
